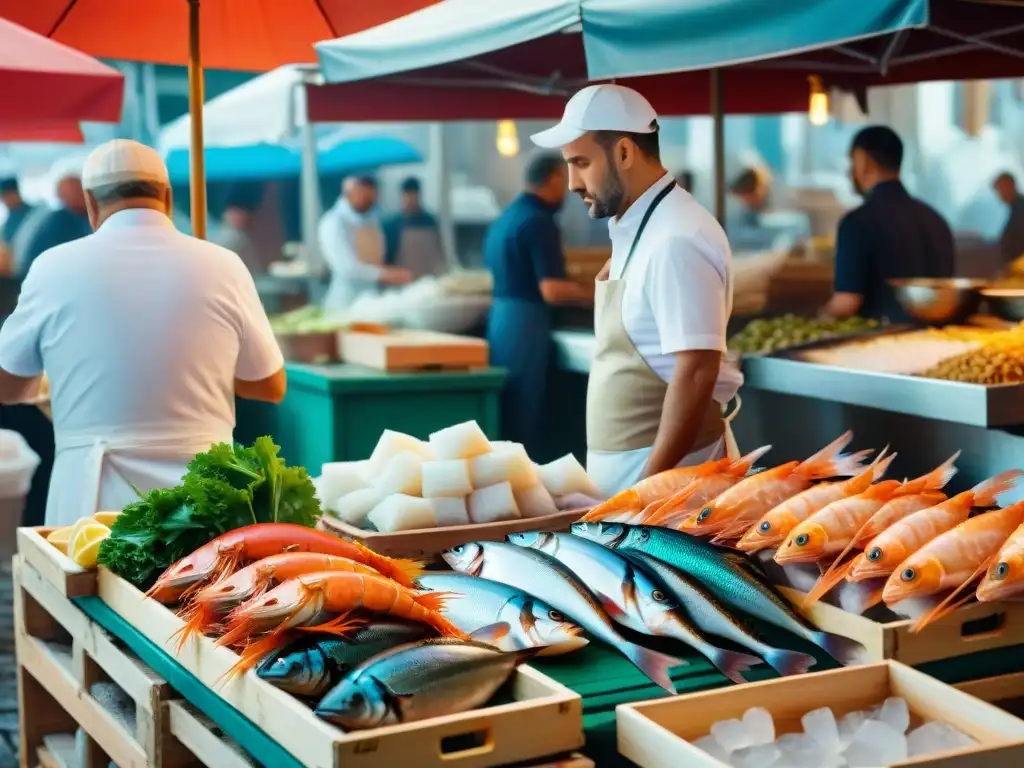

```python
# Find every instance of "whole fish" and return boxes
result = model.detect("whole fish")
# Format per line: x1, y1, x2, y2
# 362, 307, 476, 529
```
884, 500, 1024, 631
977, 522, 1024, 602
417, 573, 588, 655
442, 541, 681, 692
737, 449, 899, 553
508, 531, 761, 683
147, 523, 423, 604
255, 621, 434, 697
620, 549, 816, 677
681, 432, 870, 542
570, 522, 865, 666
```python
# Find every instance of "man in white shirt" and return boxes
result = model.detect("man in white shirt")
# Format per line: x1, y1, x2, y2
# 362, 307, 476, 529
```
0, 139, 286, 525
317, 175, 412, 310
531, 85, 743, 496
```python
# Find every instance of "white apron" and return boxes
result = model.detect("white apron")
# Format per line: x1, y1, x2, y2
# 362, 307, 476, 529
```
394, 226, 446, 279
324, 219, 386, 311
46, 424, 231, 527
586, 182, 740, 498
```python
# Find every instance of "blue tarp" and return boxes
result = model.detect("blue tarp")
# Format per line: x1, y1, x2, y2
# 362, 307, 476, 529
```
315, 0, 930, 84
164, 134, 422, 183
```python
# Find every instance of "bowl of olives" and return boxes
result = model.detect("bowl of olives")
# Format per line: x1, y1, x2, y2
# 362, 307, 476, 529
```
727, 314, 881, 356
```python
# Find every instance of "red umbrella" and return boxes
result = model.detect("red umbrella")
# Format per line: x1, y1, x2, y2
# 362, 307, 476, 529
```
0, 120, 84, 143
0, 17, 123, 123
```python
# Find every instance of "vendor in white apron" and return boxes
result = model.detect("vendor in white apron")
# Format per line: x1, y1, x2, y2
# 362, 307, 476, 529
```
531, 85, 743, 497
318, 175, 413, 311
0, 139, 287, 526
383, 177, 447, 279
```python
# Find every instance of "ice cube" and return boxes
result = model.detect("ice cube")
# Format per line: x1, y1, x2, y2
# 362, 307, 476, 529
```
802, 707, 841, 754
692, 735, 729, 762
876, 696, 910, 734
844, 720, 908, 767
838, 710, 869, 748
776, 733, 829, 768
731, 743, 780, 768
743, 707, 775, 746
907, 721, 977, 758
710, 718, 751, 753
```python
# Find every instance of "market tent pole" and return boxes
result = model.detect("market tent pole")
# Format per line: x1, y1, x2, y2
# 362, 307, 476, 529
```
711, 68, 726, 227
187, 0, 207, 239
298, 79, 323, 275
430, 123, 458, 268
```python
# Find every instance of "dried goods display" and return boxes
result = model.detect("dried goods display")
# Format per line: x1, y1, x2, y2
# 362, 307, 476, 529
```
795, 327, 987, 374
922, 332, 1024, 383
727, 315, 880, 355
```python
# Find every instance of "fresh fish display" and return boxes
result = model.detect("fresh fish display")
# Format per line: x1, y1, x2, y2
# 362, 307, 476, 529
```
316, 639, 532, 729
977, 522, 1024, 602
736, 449, 898, 553
508, 531, 761, 683
681, 432, 870, 542
255, 621, 434, 697
443, 540, 682, 692
619, 549, 816, 677
570, 522, 865, 666
416, 573, 588, 655
146, 522, 423, 604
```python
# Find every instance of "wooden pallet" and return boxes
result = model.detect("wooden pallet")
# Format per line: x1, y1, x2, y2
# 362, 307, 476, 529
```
14, 556, 196, 768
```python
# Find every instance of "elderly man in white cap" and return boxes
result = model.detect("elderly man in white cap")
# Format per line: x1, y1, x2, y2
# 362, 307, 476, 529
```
531, 84, 743, 496
0, 139, 286, 525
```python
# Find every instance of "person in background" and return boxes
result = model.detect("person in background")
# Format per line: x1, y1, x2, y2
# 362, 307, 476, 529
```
727, 167, 778, 251
383, 177, 446, 278
16, 168, 91, 277
0, 139, 286, 526
1, 178, 33, 250
484, 153, 593, 457
214, 186, 272, 275
994, 172, 1024, 267
531, 84, 742, 496
318, 175, 412, 311
823, 126, 955, 322
676, 170, 695, 194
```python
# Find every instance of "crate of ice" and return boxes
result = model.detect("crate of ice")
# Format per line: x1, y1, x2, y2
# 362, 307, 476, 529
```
616, 660, 1024, 767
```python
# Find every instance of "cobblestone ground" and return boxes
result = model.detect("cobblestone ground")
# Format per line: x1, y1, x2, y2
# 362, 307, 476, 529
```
0, 561, 18, 768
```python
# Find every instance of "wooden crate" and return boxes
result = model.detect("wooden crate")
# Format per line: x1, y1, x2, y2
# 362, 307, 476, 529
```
166, 701, 258, 768
320, 508, 584, 558
97, 567, 585, 768
17, 527, 95, 598
956, 674, 1024, 720
778, 586, 1024, 665
338, 329, 488, 372
14, 556, 194, 768
618, 661, 1024, 768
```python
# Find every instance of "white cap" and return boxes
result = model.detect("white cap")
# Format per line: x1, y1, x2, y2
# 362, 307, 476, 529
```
81, 139, 169, 190
531, 84, 658, 149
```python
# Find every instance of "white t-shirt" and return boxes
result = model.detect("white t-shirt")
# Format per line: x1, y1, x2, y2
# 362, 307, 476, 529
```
0, 208, 283, 439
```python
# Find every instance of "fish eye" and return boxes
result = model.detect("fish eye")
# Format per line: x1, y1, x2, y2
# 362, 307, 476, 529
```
868, 547, 882, 561
995, 562, 1010, 580
548, 610, 564, 622
637, 528, 649, 541
697, 507, 712, 522
759, 521, 771, 533
652, 590, 666, 602
451, 545, 464, 554
795, 534, 809, 547
348, 691, 365, 708
901, 568, 916, 582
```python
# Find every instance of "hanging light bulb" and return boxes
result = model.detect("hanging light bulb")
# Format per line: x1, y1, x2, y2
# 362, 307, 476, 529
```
496, 120, 520, 157
808, 75, 830, 127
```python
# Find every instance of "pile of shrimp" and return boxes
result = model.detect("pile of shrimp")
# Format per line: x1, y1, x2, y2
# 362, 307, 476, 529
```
141, 522, 461, 678
582, 434, 1024, 632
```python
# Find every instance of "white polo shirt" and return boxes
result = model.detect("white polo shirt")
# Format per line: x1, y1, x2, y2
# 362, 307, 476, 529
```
608, 174, 743, 402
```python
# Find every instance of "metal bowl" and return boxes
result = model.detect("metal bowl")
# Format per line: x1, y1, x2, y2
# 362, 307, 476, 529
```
889, 278, 988, 325
981, 288, 1024, 323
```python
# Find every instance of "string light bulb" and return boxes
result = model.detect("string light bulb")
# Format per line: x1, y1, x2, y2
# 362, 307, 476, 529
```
808, 75, 830, 126
496, 120, 520, 157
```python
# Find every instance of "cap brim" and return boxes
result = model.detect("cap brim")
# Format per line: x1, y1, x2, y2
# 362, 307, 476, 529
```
530, 123, 586, 149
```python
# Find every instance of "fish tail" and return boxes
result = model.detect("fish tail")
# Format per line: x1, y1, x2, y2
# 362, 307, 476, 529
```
911, 557, 992, 633
971, 470, 1024, 508
621, 642, 682, 693
797, 430, 861, 480
707, 648, 763, 684
869, 446, 897, 480
295, 610, 368, 637
581, 490, 641, 522
897, 451, 961, 496
352, 541, 425, 587
810, 630, 866, 666
803, 559, 856, 608
762, 647, 817, 676
728, 445, 772, 476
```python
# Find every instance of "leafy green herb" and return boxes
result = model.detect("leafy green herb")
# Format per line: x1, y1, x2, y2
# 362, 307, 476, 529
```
98, 437, 322, 588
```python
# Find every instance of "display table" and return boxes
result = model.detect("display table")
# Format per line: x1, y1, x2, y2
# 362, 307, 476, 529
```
235, 363, 506, 471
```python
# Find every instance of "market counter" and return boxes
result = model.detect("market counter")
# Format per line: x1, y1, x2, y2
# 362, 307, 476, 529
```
235, 362, 506, 471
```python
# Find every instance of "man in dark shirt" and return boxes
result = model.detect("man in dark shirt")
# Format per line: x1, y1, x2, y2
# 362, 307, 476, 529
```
825, 126, 955, 322
17, 172, 91, 277
484, 154, 591, 454
382, 177, 445, 277
0, 178, 33, 251
994, 172, 1024, 268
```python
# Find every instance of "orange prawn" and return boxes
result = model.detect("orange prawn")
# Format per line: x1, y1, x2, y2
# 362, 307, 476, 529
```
977, 523, 1024, 602
218, 570, 470, 677
173, 552, 384, 649
736, 448, 897, 553
145, 523, 423, 603
681, 432, 870, 542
